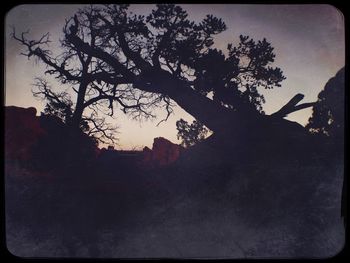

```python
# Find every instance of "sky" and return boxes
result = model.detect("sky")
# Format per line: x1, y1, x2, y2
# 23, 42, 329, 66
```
5, 4, 345, 150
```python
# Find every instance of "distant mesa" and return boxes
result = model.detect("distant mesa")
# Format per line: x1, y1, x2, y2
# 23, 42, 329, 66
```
98, 137, 183, 168
5, 106, 184, 173
5, 106, 46, 161
141, 137, 184, 167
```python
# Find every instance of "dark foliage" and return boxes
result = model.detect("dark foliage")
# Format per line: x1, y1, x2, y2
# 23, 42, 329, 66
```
176, 118, 209, 147
307, 67, 344, 149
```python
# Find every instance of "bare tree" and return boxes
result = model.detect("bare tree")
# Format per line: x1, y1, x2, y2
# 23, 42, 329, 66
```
12, 6, 172, 144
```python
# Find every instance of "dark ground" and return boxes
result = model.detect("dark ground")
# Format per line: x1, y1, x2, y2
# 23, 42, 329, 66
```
5, 134, 345, 259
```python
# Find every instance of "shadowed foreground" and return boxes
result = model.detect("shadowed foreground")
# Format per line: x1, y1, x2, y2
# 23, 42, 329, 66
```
5, 114, 344, 258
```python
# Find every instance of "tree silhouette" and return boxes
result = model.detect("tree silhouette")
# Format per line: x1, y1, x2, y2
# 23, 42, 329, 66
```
12, 6, 166, 144
13, 4, 317, 145
176, 119, 209, 148
306, 67, 344, 141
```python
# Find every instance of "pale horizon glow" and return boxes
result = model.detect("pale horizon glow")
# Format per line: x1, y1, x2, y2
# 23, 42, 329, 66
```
5, 4, 345, 150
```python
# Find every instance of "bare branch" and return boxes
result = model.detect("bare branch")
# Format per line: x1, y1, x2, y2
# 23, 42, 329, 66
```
156, 96, 174, 126
82, 115, 118, 144
271, 93, 317, 118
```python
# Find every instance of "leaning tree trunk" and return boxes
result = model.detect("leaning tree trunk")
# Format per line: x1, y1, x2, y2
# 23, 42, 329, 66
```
141, 68, 312, 141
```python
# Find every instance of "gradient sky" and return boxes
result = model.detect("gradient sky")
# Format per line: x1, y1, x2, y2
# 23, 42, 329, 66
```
5, 4, 345, 150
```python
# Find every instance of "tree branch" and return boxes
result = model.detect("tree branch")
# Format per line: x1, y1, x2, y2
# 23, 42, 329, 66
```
270, 93, 317, 118
66, 30, 136, 81
12, 28, 80, 82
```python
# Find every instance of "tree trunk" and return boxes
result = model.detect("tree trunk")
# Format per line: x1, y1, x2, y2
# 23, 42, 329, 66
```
149, 70, 314, 140
140, 69, 259, 134
149, 71, 312, 156
70, 80, 88, 129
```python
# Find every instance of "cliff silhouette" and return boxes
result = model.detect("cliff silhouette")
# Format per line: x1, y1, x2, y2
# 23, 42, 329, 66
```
5, 106, 46, 161
5, 106, 185, 178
